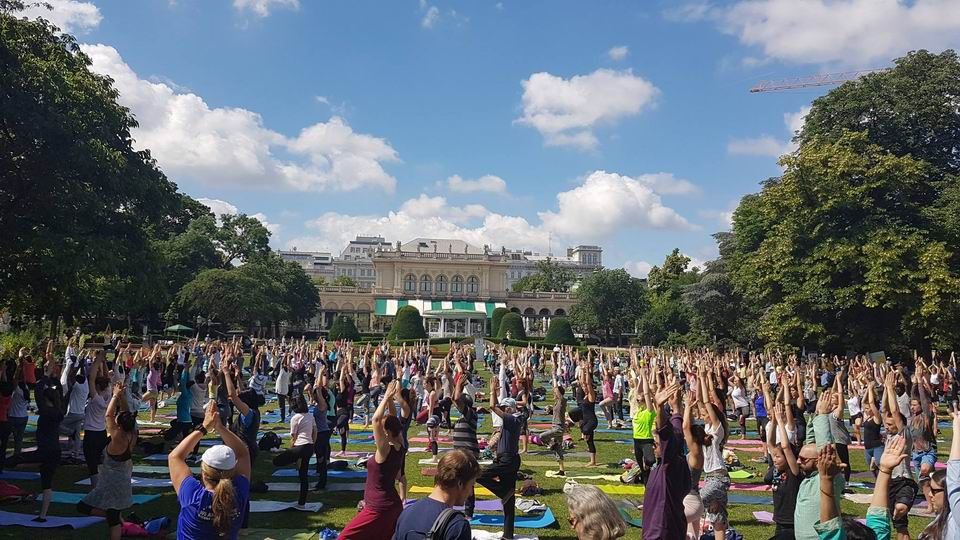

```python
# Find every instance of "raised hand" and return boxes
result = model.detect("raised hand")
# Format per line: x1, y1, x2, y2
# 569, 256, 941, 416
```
817, 444, 845, 479
879, 435, 908, 473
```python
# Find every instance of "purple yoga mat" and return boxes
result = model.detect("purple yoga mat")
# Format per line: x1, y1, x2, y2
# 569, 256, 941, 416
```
404, 499, 503, 512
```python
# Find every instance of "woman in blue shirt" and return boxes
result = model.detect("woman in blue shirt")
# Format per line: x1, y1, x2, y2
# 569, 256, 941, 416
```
170, 401, 252, 540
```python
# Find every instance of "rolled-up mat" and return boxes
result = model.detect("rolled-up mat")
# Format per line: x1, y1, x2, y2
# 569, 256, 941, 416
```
249, 500, 324, 512
0, 510, 104, 529
469, 508, 556, 528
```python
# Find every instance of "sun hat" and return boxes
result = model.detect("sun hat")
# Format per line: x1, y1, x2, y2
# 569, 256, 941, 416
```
201, 444, 237, 470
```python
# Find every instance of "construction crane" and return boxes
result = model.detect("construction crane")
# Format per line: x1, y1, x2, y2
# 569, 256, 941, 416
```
750, 69, 885, 93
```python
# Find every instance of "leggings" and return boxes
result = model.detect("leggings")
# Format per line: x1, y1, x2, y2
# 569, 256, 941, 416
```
336, 411, 351, 452
7, 416, 26, 456
16, 448, 58, 489
581, 419, 597, 454
314, 429, 332, 489
82, 429, 108, 476
273, 444, 313, 505
835, 443, 851, 482
278, 394, 287, 422
77, 501, 121, 527
477, 454, 520, 539
633, 438, 655, 482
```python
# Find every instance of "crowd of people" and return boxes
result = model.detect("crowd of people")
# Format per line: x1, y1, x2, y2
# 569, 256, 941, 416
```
1, 334, 960, 539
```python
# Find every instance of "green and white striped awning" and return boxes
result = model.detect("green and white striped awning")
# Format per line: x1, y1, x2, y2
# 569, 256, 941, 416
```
374, 299, 506, 317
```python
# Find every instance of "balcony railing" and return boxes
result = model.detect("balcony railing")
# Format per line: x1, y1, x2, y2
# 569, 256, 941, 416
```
505, 291, 576, 300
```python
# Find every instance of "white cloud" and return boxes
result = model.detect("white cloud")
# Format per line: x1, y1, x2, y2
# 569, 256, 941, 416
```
288, 170, 694, 252
198, 198, 280, 235
421, 5, 440, 28
634, 172, 700, 196
517, 69, 659, 150
233, 0, 299, 17
699, 209, 735, 229
539, 171, 695, 238
607, 45, 629, 61
83, 44, 398, 193
624, 261, 653, 278
685, 0, 960, 66
446, 174, 508, 194
21, 0, 101, 33
728, 105, 810, 157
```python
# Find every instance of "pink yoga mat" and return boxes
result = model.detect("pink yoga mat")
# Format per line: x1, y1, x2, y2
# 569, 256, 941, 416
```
725, 439, 764, 447
409, 437, 452, 444
704, 482, 770, 492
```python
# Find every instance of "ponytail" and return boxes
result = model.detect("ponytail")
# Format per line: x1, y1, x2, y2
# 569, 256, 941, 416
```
202, 464, 237, 537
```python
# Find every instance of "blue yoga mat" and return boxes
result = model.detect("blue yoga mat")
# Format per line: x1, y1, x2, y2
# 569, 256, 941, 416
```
470, 508, 556, 529
144, 454, 168, 461
272, 469, 367, 479
0, 510, 103, 529
0, 471, 41, 481
728, 493, 772, 505
51, 492, 160, 505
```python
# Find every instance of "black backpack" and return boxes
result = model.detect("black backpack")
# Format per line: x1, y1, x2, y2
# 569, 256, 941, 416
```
424, 508, 464, 540
258, 431, 281, 451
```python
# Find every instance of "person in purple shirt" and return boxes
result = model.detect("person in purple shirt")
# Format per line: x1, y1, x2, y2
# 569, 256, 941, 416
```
642, 380, 690, 540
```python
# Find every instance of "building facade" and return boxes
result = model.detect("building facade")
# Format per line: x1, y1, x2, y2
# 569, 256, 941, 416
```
285, 236, 602, 337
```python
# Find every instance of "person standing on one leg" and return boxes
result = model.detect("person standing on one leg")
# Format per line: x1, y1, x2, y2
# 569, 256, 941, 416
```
477, 376, 521, 540
272, 396, 316, 509
451, 364, 479, 517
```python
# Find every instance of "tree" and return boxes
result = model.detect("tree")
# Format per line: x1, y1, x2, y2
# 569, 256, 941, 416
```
543, 317, 576, 345
511, 259, 576, 292
569, 269, 646, 344
328, 315, 360, 341
387, 306, 427, 340
312, 276, 328, 287
634, 249, 700, 346
237, 254, 320, 324
490, 307, 509, 337
214, 214, 271, 268
497, 312, 526, 341
0, 6, 192, 321
332, 275, 358, 287
175, 269, 276, 326
646, 249, 701, 294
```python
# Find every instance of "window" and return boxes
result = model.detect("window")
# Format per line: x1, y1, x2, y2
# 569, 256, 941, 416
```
420, 274, 432, 293
436, 275, 448, 293
451, 275, 464, 294
403, 274, 416, 293
467, 275, 479, 294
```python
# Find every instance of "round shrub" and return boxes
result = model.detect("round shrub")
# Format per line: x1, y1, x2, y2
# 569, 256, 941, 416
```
543, 317, 576, 345
387, 305, 427, 340
496, 312, 526, 341
328, 315, 360, 341
490, 307, 509, 337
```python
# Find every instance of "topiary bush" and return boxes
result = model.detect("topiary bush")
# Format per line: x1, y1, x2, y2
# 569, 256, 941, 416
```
543, 317, 576, 345
387, 305, 427, 340
328, 315, 360, 341
490, 307, 509, 337
496, 312, 526, 341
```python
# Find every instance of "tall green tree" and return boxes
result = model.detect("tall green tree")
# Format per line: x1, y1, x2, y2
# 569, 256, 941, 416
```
0, 5, 191, 320
214, 214, 271, 268
636, 249, 700, 345
569, 268, 646, 344
175, 268, 277, 326
511, 259, 576, 292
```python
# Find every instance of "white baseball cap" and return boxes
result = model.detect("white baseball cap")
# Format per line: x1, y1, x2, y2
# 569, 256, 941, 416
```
499, 397, 517, 409
201, 445, 237, 470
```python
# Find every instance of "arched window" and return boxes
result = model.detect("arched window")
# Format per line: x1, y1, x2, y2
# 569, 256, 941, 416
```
467, 276, 480, 294
420, 274, 432, 293
403, 274, 416, 293
451, 275, 464, 294
435, 275, 448, 293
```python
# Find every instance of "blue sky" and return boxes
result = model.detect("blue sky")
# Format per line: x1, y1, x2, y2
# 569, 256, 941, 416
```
24, 0, 960, 276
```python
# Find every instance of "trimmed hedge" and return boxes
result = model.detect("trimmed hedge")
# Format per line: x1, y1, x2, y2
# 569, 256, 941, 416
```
496, 312, 526, 340
387, 306, 427, 340
543, 317, 577, 345
490, 307, 509, 338
328, 315, 360, 341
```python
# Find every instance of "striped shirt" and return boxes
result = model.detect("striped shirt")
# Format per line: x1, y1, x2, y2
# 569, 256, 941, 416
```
452, 395, 479, 455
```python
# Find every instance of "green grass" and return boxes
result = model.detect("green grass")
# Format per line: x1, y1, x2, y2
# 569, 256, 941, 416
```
0, 372, 941, 539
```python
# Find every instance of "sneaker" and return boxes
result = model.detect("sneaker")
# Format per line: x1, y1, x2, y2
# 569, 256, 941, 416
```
555, 470, 565, 477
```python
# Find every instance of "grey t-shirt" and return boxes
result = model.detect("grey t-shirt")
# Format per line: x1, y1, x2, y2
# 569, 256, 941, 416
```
497, 414, 521, 457
888, 427, 913, 479
552, 396, 567, 428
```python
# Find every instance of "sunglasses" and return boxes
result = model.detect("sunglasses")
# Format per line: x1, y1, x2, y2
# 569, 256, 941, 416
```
931, 486, 945, 495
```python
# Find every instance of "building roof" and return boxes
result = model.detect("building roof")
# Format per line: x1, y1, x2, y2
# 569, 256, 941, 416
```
400, 238, 485, 255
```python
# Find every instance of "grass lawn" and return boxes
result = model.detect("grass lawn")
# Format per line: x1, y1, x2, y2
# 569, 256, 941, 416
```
0, 365, 941, 539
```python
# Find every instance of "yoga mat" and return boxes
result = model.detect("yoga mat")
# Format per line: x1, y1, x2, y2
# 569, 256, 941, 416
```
411, 485, 494, 497
596, 428, 631, 434
729, 470, 754, 480
528, 451, 590, 458
51, 492, 160, 505
595, 484, 645, 496
523, 460, 605, 468
717, 482, 770, 492
725, 439, 765, 447
728, 493, 772, 505
843, 493, 873, 504
470, 508, 556, 529
545, 471, 621, 481
617, 505, 642, 527
409, 437, 453, 444
143, 453, 169, 461
0, 510, 103, 529
249, 501, 324, 512
0, 471, 40, 481
265, 482, 366, 492
133, 465, 199, 475
237, 529, 319, 540
272, 469, 367, 479
472, 531, 538, 540
75, 476, 171, 488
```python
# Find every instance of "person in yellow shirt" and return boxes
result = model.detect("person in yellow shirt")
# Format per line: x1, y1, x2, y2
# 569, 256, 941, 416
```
630, 368, 657, 484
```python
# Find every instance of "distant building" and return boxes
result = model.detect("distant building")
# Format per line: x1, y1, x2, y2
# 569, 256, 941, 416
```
334, 235, 390, 288
277, 249, 334, 281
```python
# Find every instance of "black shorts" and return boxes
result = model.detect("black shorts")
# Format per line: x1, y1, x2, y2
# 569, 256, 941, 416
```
889, 476, 919, 531
849, 412, 863, 426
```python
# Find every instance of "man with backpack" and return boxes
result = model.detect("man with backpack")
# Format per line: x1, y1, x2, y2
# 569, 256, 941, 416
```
392, 449, 479, 540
